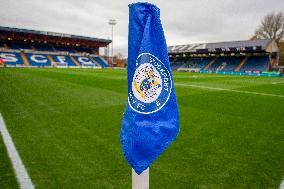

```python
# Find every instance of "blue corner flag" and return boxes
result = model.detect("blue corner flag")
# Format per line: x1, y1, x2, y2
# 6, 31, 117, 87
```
120, 3, 179, 174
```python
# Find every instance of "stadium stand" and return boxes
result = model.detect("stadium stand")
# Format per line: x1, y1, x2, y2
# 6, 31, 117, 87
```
33, 44, 55, 52
49, 55, 75, 67
168, 39, 280, 76
221, 57, 243, 72
170, 58, 184, 70
206, 58, 224, 71
189, 58, 211, 69
171, 57, 211, 71
6, 42, 33, 50
207, 57, 243, 72
0, 26, 111, 68
75, 47, 94, 54
240, 56, 269, 72
54, 46, 76, 53
92, 56, 109, 68
72, 55, 97, 67
0, 52, 24, 66
25, 53, 52, 67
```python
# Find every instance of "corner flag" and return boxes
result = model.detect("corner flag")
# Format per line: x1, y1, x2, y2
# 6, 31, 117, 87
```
121, 2, 179, 174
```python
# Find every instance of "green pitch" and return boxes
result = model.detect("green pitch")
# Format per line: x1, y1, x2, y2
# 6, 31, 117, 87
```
0, 68, 283, 189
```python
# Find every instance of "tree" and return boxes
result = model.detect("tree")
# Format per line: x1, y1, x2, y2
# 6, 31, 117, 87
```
253, 12, 284, 43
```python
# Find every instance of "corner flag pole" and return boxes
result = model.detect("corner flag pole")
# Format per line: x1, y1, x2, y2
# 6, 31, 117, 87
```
122, 3, 179, 189
132, 168, 149, 189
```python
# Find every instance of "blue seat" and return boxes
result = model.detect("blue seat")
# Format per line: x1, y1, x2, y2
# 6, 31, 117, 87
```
7, 42, 33, 50
240, 56, 269, 72
93, 56, 109, 68
211, 57, 242, 72
50, 55, 76, 67
190, 58, 211, 69
33, 45, 54, 52
0, 52, 24, 65
25, 53, 52, 67
171, 58, 211, 71
72, 56, 97, 67
55, 46, 75, 53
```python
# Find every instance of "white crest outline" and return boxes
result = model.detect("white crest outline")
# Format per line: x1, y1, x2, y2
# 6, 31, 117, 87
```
128, 53, 172, 114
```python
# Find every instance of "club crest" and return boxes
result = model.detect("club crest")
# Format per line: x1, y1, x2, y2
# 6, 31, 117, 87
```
128, 53, 172, 114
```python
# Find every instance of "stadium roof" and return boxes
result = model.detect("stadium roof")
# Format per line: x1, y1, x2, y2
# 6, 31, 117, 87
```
0, 26, 111, 48
168, 39, 279, 54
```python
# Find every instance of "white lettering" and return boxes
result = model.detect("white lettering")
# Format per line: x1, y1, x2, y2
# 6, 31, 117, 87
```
56, 56, 67, 64
30, 55, 48, 63
163, 78, 169, 91
0, 53, 17, 62
153, 61, 161, 70
137, 103, 145, 110
78, 57, 93, 65
156, 100, 161, 107
129, 92, 136, 104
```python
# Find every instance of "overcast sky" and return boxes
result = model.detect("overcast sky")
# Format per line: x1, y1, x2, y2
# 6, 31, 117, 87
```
1, 0, 283, 56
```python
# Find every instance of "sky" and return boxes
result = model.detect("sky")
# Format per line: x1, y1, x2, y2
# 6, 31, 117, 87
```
0, 0, 283, 57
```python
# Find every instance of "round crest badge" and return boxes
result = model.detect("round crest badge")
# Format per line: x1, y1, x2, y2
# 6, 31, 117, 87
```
128, 53, 172, 114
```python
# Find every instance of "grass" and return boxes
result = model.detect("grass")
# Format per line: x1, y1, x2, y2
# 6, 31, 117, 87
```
0, 68, 283, 189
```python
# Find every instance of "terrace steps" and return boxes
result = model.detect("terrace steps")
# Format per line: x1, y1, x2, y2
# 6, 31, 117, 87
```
47, 55, 56, 66
235, 57, 248, 72
89, 56, 101, 67
204, 58, 216, 70
20, 52, 29, 66
69, 55, 81, 67
218, 63, 226, 71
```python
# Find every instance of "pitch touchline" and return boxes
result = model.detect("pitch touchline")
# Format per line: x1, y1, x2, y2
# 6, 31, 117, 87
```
0, 113, 34, 189
175, 83, 284, 98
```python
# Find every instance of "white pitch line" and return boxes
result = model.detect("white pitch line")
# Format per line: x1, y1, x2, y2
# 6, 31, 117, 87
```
280, 180, 284, 189
0, 113, 34, 189
175, 83, 284, 98
272, 81, 284, 85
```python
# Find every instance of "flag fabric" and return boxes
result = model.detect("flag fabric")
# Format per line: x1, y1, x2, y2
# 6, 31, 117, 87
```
120, 2, 179, 175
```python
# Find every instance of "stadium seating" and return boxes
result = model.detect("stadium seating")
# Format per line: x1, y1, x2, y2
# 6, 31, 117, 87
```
0, 52, 25, 66
240, 56, 269, 72
0, 26, 111, 68
72, 55, 97, 67
170, 55, 270, 73
207, 58, 225, 71
170, 61, 184, 70
7, 42, 33, 50
54, 46, 76, 53
171, 58, 210, 70
33, 44, 55, 52
189, 58, 211, 69
0, 41, 109, 68
92, 56, 109, 68
171, 58, 211, 71
50, 55, 77, 67
212, 57, 242, 72
25, 53, 52, 67
75, 48, 93, 54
